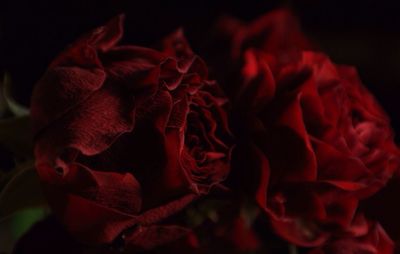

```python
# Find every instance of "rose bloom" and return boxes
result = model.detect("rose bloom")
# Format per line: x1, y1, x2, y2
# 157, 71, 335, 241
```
211, 9, 400, 248
31, 15, 231, 250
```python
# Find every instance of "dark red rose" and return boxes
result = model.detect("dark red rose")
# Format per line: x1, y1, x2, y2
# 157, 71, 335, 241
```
212, 10, 400, 247
31, 15, 231, 250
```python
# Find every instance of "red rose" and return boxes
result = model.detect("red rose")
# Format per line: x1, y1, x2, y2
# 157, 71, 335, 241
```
212, 10, 400, 247
31, 15, 231, 250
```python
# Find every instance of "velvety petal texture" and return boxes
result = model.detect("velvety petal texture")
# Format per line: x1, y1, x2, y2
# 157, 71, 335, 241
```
31, 15, 232, 250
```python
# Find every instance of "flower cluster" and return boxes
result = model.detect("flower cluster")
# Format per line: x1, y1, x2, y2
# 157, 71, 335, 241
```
24, 9, 400, 254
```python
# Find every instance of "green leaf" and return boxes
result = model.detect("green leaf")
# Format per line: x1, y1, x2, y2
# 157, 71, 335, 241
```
11, 207, 48, 239
0, 162, 47, 221
2, 73, 29, 117
0, 73, 32, 161
0, 207, 49, 253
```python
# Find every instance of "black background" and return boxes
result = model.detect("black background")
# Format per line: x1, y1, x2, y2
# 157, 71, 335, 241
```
1, 0, 400, 141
